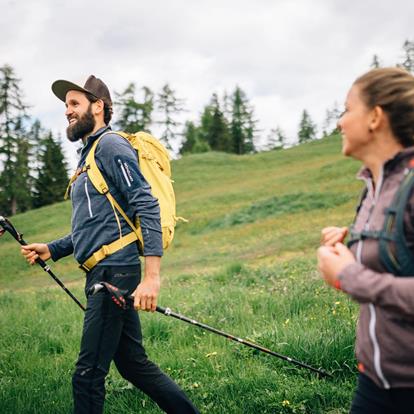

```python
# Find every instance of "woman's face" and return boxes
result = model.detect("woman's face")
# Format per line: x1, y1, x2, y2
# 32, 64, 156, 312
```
337, 84, 373, 159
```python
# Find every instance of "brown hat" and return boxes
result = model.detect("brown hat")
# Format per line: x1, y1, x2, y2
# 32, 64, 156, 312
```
51, 75, 112, 108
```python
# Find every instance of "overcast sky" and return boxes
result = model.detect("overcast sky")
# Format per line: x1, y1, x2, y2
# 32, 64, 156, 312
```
2, 0, 413, 169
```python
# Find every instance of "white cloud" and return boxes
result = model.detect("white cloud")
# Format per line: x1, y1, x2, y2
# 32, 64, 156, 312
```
1, 0, 413, 168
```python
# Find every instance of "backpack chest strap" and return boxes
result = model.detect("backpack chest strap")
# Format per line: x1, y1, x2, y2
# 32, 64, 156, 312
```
347, 228, 395, 247
80, 231, 138, 272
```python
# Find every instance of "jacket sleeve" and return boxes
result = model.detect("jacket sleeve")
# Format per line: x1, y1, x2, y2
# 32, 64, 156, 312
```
339, 262, 414, 317
47, 234, 74, 261
96, 133, 163, 257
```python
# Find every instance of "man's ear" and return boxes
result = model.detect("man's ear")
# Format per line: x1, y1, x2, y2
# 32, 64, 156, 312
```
93, 99, 104, 116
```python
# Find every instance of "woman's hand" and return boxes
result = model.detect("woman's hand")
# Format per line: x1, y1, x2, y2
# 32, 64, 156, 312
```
320, 226, 348, 247
317, 243, 356, 287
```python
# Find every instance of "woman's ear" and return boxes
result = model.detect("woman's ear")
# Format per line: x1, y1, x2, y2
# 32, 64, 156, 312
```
368, 105, 385, 132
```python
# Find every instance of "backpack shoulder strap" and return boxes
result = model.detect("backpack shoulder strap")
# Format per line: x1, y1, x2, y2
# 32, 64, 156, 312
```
80, 132, 142, 272
347, 186, 369, 248
84, 135, 109, 194
379, 167, 414, 276
85, 132, 138, 230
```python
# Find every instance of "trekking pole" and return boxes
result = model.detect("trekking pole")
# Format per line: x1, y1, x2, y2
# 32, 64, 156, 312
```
0, 216, 332, 378
0, 216, 86, 311
89, 282, 333, 378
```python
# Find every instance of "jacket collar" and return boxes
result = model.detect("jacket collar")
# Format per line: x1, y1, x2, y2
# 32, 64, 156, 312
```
357, 146, 414, 181
77, 125, 111, 159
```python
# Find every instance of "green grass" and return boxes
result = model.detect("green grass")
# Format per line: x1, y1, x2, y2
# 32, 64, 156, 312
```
0, 134, 363, 413
202, 192, 352, 231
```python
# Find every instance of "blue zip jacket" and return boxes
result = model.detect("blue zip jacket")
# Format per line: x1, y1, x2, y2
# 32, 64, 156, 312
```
48, 126, 163, 267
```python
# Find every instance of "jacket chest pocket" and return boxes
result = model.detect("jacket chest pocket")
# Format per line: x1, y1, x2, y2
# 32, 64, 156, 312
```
72, 174, 95, 219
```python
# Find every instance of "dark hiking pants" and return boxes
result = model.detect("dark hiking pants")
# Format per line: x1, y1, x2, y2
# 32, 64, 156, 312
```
350, 373, 414, 414
72, 264, 199, 414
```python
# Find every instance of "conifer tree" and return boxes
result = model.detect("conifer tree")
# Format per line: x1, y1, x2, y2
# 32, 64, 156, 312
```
370, 54, 381, 69
230, 86, 256, 154
33, 128, 69, 208
205, 93, 232, 152
0, 64, 31, 215
297, 109, 317, 144
157, 83, 185, 151
198, 103, 214, 147
115, 83, 153, 133
179, 121, 209, 155
397, 39, 414, 73
222, 90, 232, 121
322, 102, 341, 136
266, 126, 286, 150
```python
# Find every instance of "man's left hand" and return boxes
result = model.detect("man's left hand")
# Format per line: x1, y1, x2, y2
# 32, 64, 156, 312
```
133, 256, 161, 312
317, 242, 356, 287
133, 277, 160, 312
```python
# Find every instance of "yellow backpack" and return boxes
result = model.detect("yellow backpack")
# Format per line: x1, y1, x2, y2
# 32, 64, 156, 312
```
67, 131, 185, 272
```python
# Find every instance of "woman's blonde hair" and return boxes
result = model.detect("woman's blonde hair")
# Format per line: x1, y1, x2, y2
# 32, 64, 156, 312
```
355, 67, 414, 147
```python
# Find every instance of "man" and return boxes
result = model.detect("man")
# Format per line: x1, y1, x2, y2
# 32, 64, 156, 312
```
21, 75, 199, 414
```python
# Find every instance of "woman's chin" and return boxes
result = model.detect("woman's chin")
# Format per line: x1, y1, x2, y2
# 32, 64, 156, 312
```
341, 143, 350, 156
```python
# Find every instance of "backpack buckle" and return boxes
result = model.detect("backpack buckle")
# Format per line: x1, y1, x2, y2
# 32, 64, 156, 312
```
99, 183, 109, 194
79, 263, 91, 273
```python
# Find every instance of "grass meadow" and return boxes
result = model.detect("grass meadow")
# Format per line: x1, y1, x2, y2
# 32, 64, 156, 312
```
0, 135, 363, 413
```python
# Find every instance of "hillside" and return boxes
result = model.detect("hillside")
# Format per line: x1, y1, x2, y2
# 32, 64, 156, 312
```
0, 134, 360, 290
0, 134, 362, 413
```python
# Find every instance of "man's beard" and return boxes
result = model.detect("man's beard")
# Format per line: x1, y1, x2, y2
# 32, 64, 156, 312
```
66, 104, 96, 142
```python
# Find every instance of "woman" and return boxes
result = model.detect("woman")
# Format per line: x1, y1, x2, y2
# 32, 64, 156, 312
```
317, 67, 414, 414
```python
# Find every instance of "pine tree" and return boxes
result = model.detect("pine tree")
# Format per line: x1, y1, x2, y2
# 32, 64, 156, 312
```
33, 128, 69, 208
157, 83, 185, 151
205, 93, 232, 152
297, 109, 317, 144
14, 120, 33, 212
266, 126, 286, 150
0, 64, 31, 215
179, 121, 210, 155
397, 39, 414, 73
230, 86, 256, 154
114, 83, 153, 133
198, 103, 214, 146
244, 108, 259, 153
370, 54, 381, 69
222, 90, 232, 121
322, 102, 341, 136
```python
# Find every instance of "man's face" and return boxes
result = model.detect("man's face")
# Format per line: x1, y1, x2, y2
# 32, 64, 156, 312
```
65, 90, 95, 142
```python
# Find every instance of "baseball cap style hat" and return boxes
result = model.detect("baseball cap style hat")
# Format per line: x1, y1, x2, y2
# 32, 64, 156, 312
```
51, 75, 112, 108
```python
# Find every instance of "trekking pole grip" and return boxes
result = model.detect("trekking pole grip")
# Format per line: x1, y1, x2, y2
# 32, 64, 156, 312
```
0, 216, 23, 243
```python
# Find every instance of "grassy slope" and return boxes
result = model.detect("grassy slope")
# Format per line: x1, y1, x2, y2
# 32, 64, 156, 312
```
0, 134, 361, 290
0, 135, 363, 413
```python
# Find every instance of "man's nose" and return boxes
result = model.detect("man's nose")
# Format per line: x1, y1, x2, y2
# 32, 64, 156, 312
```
65, 106, 73, 117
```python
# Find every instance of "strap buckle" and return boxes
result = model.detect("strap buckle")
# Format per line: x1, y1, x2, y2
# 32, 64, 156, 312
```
79, 263, 91, 273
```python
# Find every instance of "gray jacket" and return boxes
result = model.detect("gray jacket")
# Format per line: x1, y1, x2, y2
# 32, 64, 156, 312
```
48, 126, 163, 267
339, 147, 414, 389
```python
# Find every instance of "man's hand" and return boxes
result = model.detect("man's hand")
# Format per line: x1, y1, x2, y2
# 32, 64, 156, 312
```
320, 226, 348, 247
317, 243, 355, 287
133, 256, 161, 312
21, 243, 51, 265
0, 228, 5, 237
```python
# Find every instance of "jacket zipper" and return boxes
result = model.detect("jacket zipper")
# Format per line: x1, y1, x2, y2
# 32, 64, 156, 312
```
84, 177, 93, 218
356, 169, 390, 389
